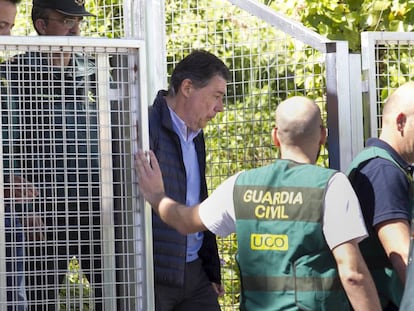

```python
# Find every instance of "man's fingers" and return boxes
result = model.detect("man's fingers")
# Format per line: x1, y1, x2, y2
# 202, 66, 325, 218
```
135, 150, 147, 177
147, 150, 161, 173
135, 149, 155, 177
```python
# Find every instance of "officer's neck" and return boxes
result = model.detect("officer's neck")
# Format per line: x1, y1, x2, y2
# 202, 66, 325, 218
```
280, 148, 315, 164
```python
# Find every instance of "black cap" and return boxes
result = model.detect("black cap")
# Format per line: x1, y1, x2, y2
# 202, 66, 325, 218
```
33, 0, 94, 17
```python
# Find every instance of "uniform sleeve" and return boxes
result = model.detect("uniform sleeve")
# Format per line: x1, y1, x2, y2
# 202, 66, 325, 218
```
323, 172, 368, 249
199, 172, 242, 237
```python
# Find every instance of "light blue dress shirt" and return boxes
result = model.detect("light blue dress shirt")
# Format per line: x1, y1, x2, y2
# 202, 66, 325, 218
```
168, 107, 204, 262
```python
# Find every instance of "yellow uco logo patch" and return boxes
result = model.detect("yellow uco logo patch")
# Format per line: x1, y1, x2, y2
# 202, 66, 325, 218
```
250, 234, 288, 251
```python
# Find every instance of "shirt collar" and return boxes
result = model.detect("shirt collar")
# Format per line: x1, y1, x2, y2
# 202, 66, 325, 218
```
366, 137, 414, 174
167, 106, 201, 141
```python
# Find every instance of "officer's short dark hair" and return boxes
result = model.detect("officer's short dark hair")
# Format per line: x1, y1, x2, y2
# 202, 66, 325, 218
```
169, 50, 231, 96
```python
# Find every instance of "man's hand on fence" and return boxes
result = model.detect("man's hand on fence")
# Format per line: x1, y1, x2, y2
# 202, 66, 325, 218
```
135, 149, 166, 209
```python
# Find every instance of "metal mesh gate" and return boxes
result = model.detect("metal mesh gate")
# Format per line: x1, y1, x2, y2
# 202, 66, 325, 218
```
163, 0, 358, 309
0, 36, 149, 310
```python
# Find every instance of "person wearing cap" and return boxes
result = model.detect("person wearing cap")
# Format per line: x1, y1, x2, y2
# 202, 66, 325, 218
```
0, 0, 104, 310
31, 0, 93, 67
148, 50, 228, 311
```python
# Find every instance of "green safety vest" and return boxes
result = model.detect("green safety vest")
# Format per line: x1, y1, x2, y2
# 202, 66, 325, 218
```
234, 160, 351, 311
347, 146, 413, 308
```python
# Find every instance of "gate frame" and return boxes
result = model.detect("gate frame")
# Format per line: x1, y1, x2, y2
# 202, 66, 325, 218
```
0, 35, 152, 310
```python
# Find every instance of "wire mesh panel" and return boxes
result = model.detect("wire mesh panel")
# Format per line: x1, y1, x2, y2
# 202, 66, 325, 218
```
361, 32, 414, 139
163, 0, 352, 309
0, 36, 148, 311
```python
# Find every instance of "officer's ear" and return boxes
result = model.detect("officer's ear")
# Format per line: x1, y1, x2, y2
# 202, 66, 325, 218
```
272, 127, 281, 147
396, 112, 407, 134
34, 19, 48, 35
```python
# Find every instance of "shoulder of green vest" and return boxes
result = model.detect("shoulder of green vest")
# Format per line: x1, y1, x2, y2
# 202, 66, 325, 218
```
347, 146, 410, 180
235, 161, 337, 188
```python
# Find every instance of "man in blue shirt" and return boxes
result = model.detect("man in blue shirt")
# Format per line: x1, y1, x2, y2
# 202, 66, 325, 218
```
347, 81, 414, 310
148, 50, 230, 310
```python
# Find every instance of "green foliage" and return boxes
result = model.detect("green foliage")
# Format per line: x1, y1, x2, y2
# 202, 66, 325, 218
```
265, 0, 414, 135
86, 0, 123, 38
266, 0, 414, 52
13, 3, 33, 36
59, 257, 92, 311
217, 234, 240, 309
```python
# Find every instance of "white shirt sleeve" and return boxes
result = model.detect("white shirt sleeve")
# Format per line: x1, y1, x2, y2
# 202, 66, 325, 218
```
198, 172, 242, 237
323, 172, 368, 249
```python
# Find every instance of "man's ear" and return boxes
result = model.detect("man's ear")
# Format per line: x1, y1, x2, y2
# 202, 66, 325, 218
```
34, 19, 47, 35
396, 112, 407, 133
272, 127, 281, 147
180, 79, 193, 98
